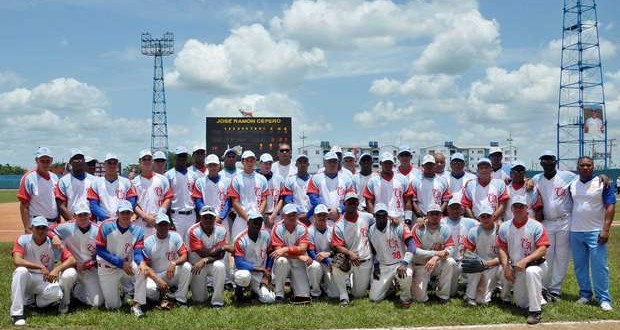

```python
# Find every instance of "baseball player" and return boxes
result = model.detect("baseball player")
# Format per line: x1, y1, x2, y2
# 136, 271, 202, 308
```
165, 147, 198, 244
271, 143, 297, 179
530, 150, 576, 301
10, 216, 75, 326
141, 213, 192, 307
489, 147, 510, 184
396, 145, 421, 182
219, 148, 241, 180
462, 204, 501, 306
497, 195, 549, 325
152, 151, 167, 175
368, 203, 415, 307
363, 152, 411, 223
133, 150, 173, 238
188, 206, 230, 307
331, 193, 375, 306
411, 203, 457, 303
191, 153, 232, 233
409, 155, 451, 218
352, 153, 376, 212
233, 212, 276, 304
95, 200, 147, 317
271, 204, 311, 302
87, 153, 137, 222
189, 145, 207, 178
51, 203, 103, 310
504, 160, 542, 221
17, 147, 59, 232
306, 204, 338, 299
433, 153, 451, 180
85, 156, 98, 176
281, 154, 312, 225
306, 151, 354, 223
227, 150, 269, 241
259, 153, 285, 228
55, 148, 95, 221
447, 153, 476, 198
461, 158, 509, 221
342, 152, 357, 175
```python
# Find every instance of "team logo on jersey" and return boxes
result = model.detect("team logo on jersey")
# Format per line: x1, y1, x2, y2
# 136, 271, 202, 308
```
487, 193, 499, 208
432, 189, 442, 203
40, 253, 51, 265
521, 237, 532, 253
124, 242, 133, 254
336, 186, 347, 198
115, 189, 126, 199
554, 187, 567, 197
387, 238, 399, 250
166, 250, 176, 261
87, 244, 96, 254
154, 186, 163, 198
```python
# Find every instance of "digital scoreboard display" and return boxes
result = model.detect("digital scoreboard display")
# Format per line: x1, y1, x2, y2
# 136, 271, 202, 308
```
206, 117, 292, 157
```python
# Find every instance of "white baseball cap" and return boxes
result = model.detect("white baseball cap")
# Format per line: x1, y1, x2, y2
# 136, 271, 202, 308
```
205, 154, 219, 165
539, 150, 555, 159
330, 145, 343, 154
241, 150, 256, 160
35, 147, 52, 159
323, 151, 338, 161
31, 216, 49, 228
314, 204, 329, 215
398, 145, 412, 157
358, 153, 372, 164
477, 158, 491, 166
104, 153, 118, 162
374, 203, 388, 214
117, 200, 133, 212
477, 204, 494, 217
222, 148, 239, 158
343, 152, 355, 160
489, 147, 503, 155
294, 154, 309, 163
247, 210, 263, 220
282, 204, 298, 215
380, 152, 394, 163
138, 149, 152, 160
427, 203, 442, 213
84, 155, 95, 163
422, 155, 436, 165
344, 192, 360, 202
175, 146, 189, 155
234, 270, 251, 287
155, 213, 171, 224
511, 195, 527, 206
68, 148, 84, 160
448, 197, 461, 206
450, 152, 465, 161
511, 160, 526, 170
153, 151, 166, 161
199, 205, 217, 217
259, 153, 273, 163
192, 145, 206, 153
72, 203, 91, 215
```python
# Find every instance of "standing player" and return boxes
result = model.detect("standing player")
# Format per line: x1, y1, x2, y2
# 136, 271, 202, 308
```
461, 158, 509, 221
396, 146, 421, 182
447, 153, 476, 198
85, 156, 98, 176
258, 153, 285, 228
55, 149, 95, 221
153, 151, 167, 175
307, 151, 354, 223
18, 147, 59, 232
368, 203, 415, 307
141, 213, 192, 307
489, 147, 510, 184
220, 148, 241, 180
306, 204, 338, 299
271, 143, 297, 179
165, 147, 198, 243
192, 154, 231, 232
87, 153, 137, 222
504, 160, 542, 221
189, 145, 207, 178
497, 196, 549, 325
409, 155, 451, 218
442, 198, 478, 296
95, 200, 147, 317
188, 206, 229, 307
352, 153, 375, 212
10, 216, 75, 326
133, 150, 173, 238
281, 154, 312, 225
331, 193, 375, 305
363, 152, 411, 222
433, 153, 450, 180
342, 152, 357, 175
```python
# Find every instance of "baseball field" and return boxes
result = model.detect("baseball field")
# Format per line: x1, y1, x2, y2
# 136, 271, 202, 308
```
0, 190, 618, 328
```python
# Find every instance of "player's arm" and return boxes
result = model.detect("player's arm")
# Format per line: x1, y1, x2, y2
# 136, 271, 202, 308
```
231, 197, 248, 222
498, 247, 513, 282
258, 195, 267, 214
599, 184, 616, 244
411, 200, 424, 218
493, 200, 507, 223
13, 253, 45, 271
18, 202, 31, 233
133, 205, 155, 226
50, 251, 76, 278
57, 200, 73, 222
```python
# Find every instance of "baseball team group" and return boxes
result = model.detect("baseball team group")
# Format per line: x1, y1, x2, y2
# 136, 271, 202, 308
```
9, 142, 615, 326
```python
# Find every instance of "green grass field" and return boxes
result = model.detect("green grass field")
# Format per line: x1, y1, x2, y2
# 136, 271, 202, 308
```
0, 229, 618, 328
0, 189, 16, 204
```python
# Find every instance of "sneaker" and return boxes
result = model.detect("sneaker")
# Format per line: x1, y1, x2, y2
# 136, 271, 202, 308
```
131, 304, 144, 318
437, 297, 449, 305
58, 302, 69, 314
11, 315, 26, 326
601, 302, 613, 311
175, 300, 189, 308
464, 297, 477, 306
339, 299, 349, 307
526, 311, 541, 325
549, 292, 561, 302
234, 286, 245, 303
275, 295, 285, 303
575, 297, 590, 305
400, 300, 412, 308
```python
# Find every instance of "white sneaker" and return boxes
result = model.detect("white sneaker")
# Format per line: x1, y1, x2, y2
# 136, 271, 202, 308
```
575, 297, 590, 305
131, 304, 144, 318
601, 302, 613, 311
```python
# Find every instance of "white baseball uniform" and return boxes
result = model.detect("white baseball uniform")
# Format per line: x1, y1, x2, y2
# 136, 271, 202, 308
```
132, 173, 173, 238
504, 182, 542, 221
363, 173, 409, 218
396, 165, 421, 183
165, 169, 198, 244
188, 223, 227, 306
271, 221, 311, 298
461, 178, 510, 218
272, 161, 297, 179
448, 172, 477, 198
464, 225, 502, 304
87, 176, 137, 221
492, 167, 511, 184
233, 229, 275, 304
226, 172, 269, 240
189, 165, 208, 178
17, 170, 59, 221
54, 173, 95, 218
264, 172, 284, 215
281, 174, 312, 217
307, 172, 354, 220
306, 224, 338, 298
408, 175, 452, 214
442, 216, 478, 295
353, 172, 376, 211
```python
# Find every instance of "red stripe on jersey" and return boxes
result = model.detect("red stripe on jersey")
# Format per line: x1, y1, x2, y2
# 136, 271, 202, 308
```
86, 187, 100, 201
16, 172, 31, 203
362, 185, 374, 201
11, 238, 25, 256
54, 183, 67, 201
163, 186, 174, 201
463, 237, 476, 252
306, 179, 319, 195
191, 183, 203, 199
189, 229, 203, 252
126, 186, 138, 199
535, 227, 550, 248
226, 184, 240, 199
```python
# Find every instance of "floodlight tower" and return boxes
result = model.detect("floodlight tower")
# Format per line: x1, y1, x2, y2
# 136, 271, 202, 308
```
557, 0, 608, 169
142, 32, 174, 153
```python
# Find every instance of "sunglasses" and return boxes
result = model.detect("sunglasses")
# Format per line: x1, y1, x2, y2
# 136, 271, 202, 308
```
279, 149, 290, 153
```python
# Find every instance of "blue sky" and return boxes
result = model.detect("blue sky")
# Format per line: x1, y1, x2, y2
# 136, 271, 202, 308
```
1, 0, 619, 169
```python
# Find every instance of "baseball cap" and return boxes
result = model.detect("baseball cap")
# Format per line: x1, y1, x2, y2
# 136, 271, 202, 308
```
343, 152, 355, 160
192, 145, 206, 153
344, 192, 359, 202
539, 150, 555, 159
104, 153, 118, 162
69, 148, 84, 160
489, 147, 503, 155
138, 149, 152, 160
222, 148, 238, 158
422, 155, 436, 165
511, 195, 527, 206
199, 205, 218, 217
511, 160, 526, 170
35, 147, 52, 159
155, 213, 171, 224
314, 204, 329, 215
330, 145, 343, 154
175, 146, 189, 155
72, 203, 91, 215
84, 155, 95, 163
153, 151, 166, 161
117, 200, 133, 212
282, 204, 298, 215
477, 158, 491, 166
294, 154, 309, 163
427, 203, 442, 213
241, 150, 256, 160
477, 204, 494, 217
205, 154, 219, 165
247, 210, 263, 220
448, 197, 461, 206
374, 203, 388, 214
259, 153, 273, 163
358, 153, 372, 164
31, 216, 49, 228
398, 145, 412, 157
323, 151, 338, 161
380, 152, 394, 163
450, 152, 465, 161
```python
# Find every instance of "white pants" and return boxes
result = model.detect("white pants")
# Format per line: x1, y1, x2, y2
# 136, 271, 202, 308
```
543, 219, 570, 295
98, 262, 146, 309
273, 257, 310, 298
450, 263, 463, 297
307, 261, 338, 298
510, 262, 548, 312
147, 263, 192, 303
190, 260, 226, 306
413, 258, 457, 302
369, 263, 413, 303
333, 259, 373, 301
465, 266, 503, 304
10, 267, 64, 316
234, 270, 275, 304
172, 213, 196, 244
134, 218, 156, 239
60, 267, 104, 307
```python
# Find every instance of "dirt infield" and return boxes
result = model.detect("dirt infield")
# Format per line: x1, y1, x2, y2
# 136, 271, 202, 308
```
0, 202, 22, 242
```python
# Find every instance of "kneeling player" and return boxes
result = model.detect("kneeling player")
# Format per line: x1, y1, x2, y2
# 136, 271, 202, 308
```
307, 204, 338, 299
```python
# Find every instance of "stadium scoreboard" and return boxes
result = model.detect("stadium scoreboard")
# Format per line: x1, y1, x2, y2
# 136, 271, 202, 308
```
206, 117, 292, 157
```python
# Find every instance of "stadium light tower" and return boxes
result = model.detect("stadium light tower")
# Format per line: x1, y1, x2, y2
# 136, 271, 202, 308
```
557, 0, 608, 169
142, 32, 174, 153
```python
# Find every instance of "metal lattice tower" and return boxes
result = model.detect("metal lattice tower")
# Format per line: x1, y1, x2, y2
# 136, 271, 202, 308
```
141, 32, 174, 153
557, 0, 608, 169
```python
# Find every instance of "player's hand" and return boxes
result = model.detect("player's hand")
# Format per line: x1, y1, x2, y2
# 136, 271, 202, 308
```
268, 213, 277, 227
298, 255, 312, 266
123, 261, 135, 276
80, 260, 96, 272
514, 259, 527, 273
316, 251, 330, 263
191, 259, 206, 275
51, 235, 62, 250
270, 247, 288, 259
389, 216, 401, 226
416, 217, 426, 230
396, 265, 407, 279
503, 265, 515, 282
156, 277, 169, 291
215, 216, 222, 225
24, 227, 32, 234
373, 265, 380, 280
166, 261, 176, 280
600, 174, 611, 188
425, 256, 439, 273
348, 251, 361, 266
328, 209, 339, 220
435, 250, 448, 259
598, 231, 610, 245
431, 242, 445, 252
46, 268, 60, 283
524, 179, 535, 192
144, 214, 156, 227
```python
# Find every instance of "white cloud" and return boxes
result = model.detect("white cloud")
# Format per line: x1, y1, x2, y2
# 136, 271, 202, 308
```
539, 37, 617, 66
0, 71, 25, 90
353, 102, 419, 127
370, 74, 460, 99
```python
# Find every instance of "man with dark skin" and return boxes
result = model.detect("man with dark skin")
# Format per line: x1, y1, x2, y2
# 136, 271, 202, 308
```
219, 149, 240, 180
85, 156, 98, 176
189, 146, 207, 178
281, 155, 312, 225
489, 147, 510, 184
56, 149, 94, 222
165, 147, 198, 243
353, 153, 374, 212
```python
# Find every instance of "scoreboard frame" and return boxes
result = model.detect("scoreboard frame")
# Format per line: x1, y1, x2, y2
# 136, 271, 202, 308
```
206, 117, 292, 158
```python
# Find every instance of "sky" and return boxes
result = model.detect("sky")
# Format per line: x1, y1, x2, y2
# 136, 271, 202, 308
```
1, 0, 620, 169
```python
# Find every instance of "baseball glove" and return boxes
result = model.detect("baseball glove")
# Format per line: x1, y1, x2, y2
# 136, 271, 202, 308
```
158, 298, 172, 310
461, 255, 488, 273
332, 252, 351, 272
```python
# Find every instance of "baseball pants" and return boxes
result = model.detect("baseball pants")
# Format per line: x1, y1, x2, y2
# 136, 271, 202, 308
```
273, 257, 310, 298
10, 268, 64, 316
369, 263, 413, 303
543, 218, 570, 296
511, 262, 548, 312
333, 259, 373, 301
97, 262, 146, 309
147, 262, 191, 303
465, 266, 503, 304
412, 257, 457, 302
59, 267, 104, 307
234, 270, 275, 304
190, 260, 226, 306
172, 213, 196, 244
570, 230, 611, 303
307, 261, 338, 298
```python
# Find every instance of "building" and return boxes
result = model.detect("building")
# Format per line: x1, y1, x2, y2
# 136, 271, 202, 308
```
419, 141, 519, 172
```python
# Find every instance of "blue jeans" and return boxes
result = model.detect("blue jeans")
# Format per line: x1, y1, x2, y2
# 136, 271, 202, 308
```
570, 231, 611, 303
